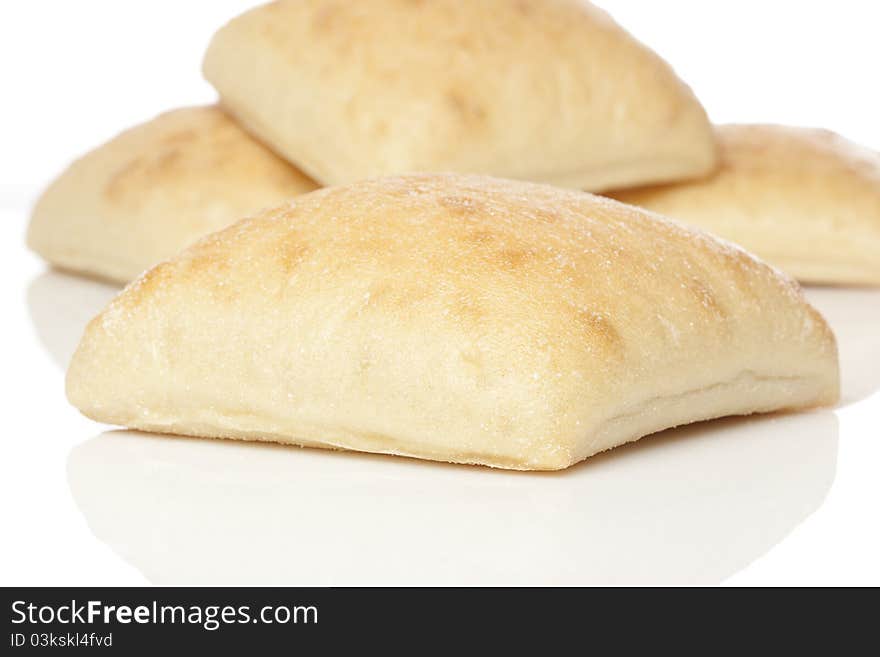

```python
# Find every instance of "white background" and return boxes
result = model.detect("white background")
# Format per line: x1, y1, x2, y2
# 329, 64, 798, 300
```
0, 1, 877, 585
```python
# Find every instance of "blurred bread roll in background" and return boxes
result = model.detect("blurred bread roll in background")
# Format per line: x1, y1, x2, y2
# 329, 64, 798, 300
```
203, 0, 717, 190
67, 174, 838, 471
609, 125, 880, 286
27, 106, 319, 283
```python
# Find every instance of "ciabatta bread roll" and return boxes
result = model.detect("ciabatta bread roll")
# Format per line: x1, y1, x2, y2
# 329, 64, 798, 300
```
67, 174, 838, 470
27, 106, 319, 283
609, 125, 880, 286
203, 0, 717, 191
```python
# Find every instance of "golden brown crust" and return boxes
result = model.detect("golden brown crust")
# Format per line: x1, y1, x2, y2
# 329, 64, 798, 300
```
67, 174, 838, 470
27, 106, 319, 283
608, 124, 880, 285
203, 0, 717, 190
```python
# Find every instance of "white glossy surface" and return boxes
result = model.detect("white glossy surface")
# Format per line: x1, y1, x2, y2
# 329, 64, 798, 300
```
1, 0, 879, 586
2, 206, 878, 586
66, 415, 838, 586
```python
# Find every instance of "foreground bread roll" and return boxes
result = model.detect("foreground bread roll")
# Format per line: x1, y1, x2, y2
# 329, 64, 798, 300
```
27, 106, 319, 283
609, 125, 880, 286
67, 174, 839, 470
203, 0, 717, 191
